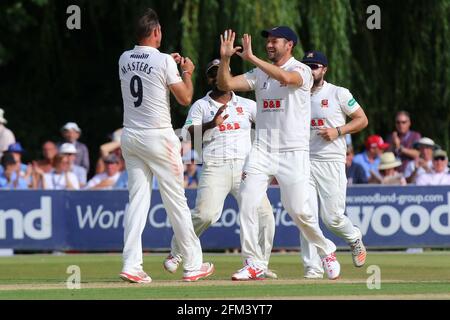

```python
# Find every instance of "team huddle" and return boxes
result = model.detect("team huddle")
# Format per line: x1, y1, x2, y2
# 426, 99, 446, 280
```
118, 8, 368, 284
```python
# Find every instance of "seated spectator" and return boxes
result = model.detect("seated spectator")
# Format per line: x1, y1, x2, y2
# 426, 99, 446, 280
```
60, 122, 90, 171
40, 154, 80, 190
59, 143, 88, 187
386, 111, 421, 173
0, 108, 15, 158
35, 141, 58, 173
114, 170, 159, 190
5, 142, 32, 183
416, 150, 450, 185
0, 153, 28, 189
404, 137, 440, 183
184, 157, 200, 189
353, 135, 389, 179
346, 145, 367, 185
369, 152, 406, 185
95, 128, 125, 174
85, 154, 121, 190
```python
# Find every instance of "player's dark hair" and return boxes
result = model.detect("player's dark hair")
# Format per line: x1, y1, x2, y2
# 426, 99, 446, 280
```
136, 8, 160, 41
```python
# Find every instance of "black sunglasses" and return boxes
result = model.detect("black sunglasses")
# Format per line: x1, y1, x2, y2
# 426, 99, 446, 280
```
307, 63, 323, 70
434, 156, 446, 161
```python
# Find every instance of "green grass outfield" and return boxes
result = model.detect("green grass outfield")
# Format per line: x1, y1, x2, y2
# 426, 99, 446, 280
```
0, 252, 449, 300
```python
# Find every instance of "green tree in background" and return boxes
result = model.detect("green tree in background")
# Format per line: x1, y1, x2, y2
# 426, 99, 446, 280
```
0, 0, 449, 176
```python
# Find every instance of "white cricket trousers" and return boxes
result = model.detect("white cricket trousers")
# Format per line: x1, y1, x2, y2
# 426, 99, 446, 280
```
239, 147, 336, 270
121, 127, 203, 273
170, 159, 275, 264
300, 161, 360, 273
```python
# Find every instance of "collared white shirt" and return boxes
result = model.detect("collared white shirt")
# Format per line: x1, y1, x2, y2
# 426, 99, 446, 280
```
184, 91, 256, 162
309, 81, 361, 163
43, 171, 80, 190
244, 57, 313, 152
416, 170, 450, 186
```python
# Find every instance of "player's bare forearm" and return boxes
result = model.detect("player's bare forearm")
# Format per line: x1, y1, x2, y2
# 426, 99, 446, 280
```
341, 108, 368, 135
217, 57, 233, 91
247, 55, 302, 86
181, 73, 194, 105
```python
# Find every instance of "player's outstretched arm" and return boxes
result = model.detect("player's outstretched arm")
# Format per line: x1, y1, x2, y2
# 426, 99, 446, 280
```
217, 30, 252, 92
170, 57, 195, 106
237, 33, 303, 87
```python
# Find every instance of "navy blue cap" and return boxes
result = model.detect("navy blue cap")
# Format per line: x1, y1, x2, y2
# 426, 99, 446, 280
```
7, 142, 24, 153
302, 51, 328, 66
261, 26, 298, 46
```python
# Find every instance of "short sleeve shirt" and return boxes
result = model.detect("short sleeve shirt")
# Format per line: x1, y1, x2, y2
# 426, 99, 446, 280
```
119, 46, 182, 129
244, 57, 313, 152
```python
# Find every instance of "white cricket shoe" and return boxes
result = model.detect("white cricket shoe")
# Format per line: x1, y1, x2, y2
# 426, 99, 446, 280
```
231, 265, 265, 281
164, 254, 182, 273
119, 270, 152, 284
350, 234, 367, 267
304, 268, 324, 279
321, 252, 340, 280
264, 269, 278, 279
183, 262, 215, 282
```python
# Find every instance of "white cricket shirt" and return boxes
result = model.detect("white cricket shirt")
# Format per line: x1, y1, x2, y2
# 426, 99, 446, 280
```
309, 81, 360, 163
119, 46, 182, 129
184, 91, 256, 162
244, 57, 313, 152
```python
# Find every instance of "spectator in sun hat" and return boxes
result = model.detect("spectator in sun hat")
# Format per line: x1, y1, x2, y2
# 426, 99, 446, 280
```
84, 153, 122, 190
369, 152, 406, 185
416, 149, 450, 186
0, 108, 16, 158
353, 134, 389, 179
59, 142, 88, 187
404, 137, 441, 183
60, 122, 90, 171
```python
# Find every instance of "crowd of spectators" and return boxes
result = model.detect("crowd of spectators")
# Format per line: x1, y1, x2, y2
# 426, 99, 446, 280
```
0, 108, 449, 190
347, 111, 450, 186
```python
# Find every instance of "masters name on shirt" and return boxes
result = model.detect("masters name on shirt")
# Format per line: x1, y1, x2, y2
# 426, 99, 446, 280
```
309, 81, 360, 162
119, 46, 182, 129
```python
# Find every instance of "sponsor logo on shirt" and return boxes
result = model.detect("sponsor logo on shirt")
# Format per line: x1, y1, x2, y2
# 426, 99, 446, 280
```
210, 111, 215, 116
311, 118, 326, 129
130, 53, 149, 59
219, 122, 241, 132
185, 119, 193, 125
262, 99, 285, 113
348, 98, 357, 108
321, 99, 328, 108
236, 106, 244, 115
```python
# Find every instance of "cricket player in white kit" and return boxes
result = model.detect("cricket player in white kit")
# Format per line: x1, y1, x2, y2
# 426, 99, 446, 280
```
163, 59, 277, 278
118, 8, 214, 283
217, 27, 340, 280
299, 51, 368, 278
